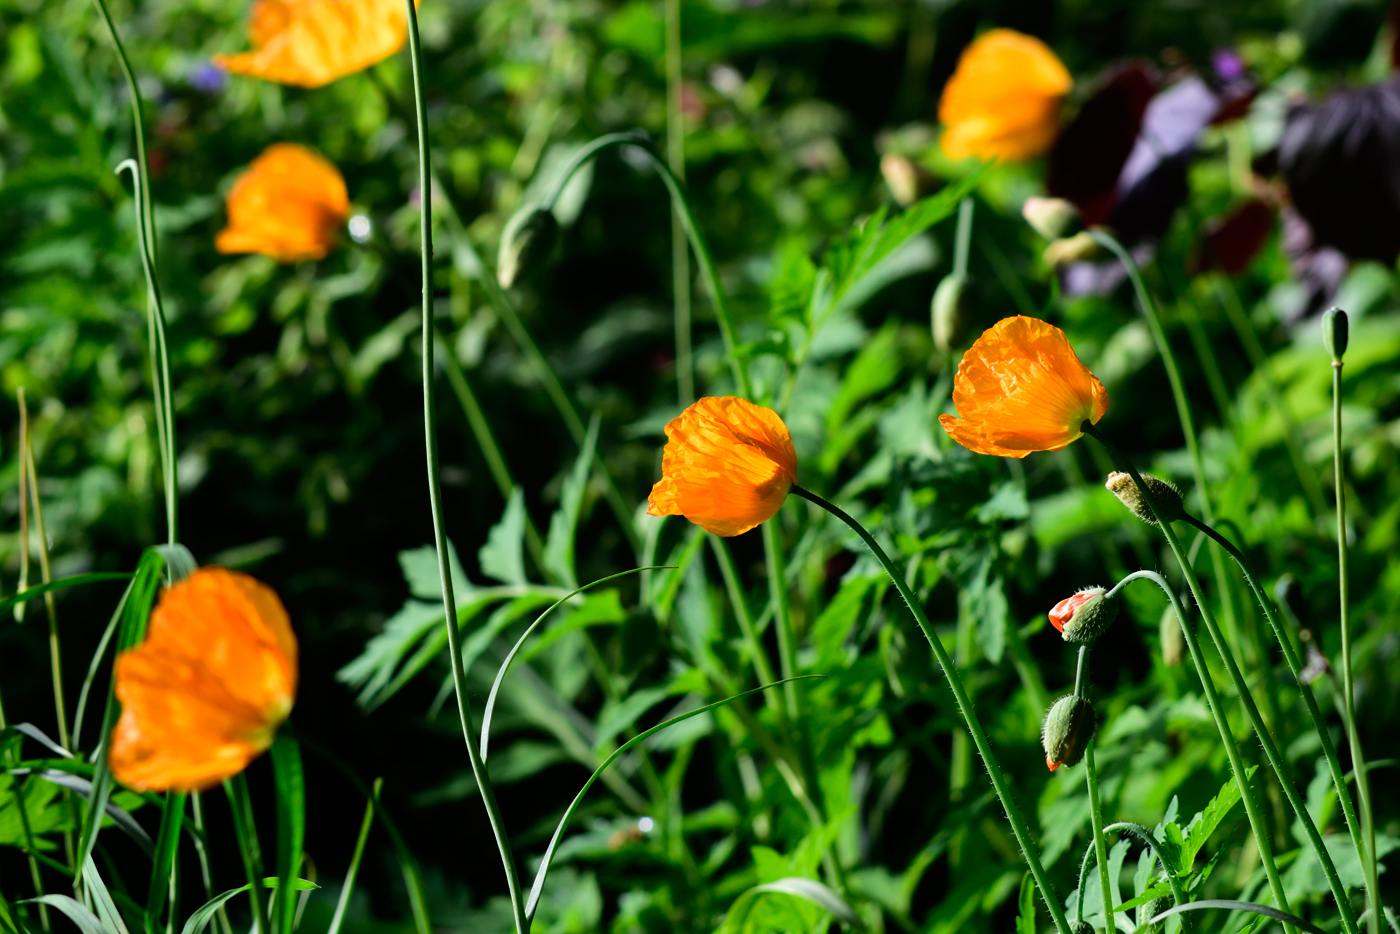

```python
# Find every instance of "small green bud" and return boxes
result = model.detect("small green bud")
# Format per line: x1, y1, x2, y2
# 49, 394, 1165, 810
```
1138, 895, 1174, 934
1042, 694, 1095, 771
931, 273, 972, 353
1048, 587, 1119, 645
497, 206, 558, 288
1160, 605, 1184, 666
880, 153, 930, 207
1072, 921, 1096, 934
1321, 307, 1348, 363
1043, 231, 1099, 266
1022, 196, 1082, 240
1105, 471, 1184, 526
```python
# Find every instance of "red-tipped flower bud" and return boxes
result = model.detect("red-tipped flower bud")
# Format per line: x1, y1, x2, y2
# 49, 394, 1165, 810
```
1105, 471, 1184, 526
1043, 694, 1095, 771
1048, 586, 1118, 645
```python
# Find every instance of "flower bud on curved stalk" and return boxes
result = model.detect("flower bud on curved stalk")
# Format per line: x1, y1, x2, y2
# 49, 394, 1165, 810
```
1138, 895, 1174, 934
497, 206, 559, 288
1042, 694, 1095, 771
931, 273, 972, 353
1321, 306, 1348, 363
1049, 587, 1118, 644
1160, 605, 1184, 666
1023, 196, 1081, 240
1105, 471, 1183, 525
1071, 921, 1095, 934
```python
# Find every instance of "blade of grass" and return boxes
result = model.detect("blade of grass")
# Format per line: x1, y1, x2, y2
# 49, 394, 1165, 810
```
146, 794, 186, 934
270, 734, 305, 934
326, 778, 380, 934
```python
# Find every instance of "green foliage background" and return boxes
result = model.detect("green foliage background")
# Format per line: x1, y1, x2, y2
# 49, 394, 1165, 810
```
0, 0, 1398, 931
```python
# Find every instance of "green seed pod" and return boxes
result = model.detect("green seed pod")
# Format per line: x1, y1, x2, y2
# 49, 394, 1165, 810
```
1072, 921, 1096, 934
1105, 471, 1184, 526
1321, 307, 1348, 362
1160, 605, 1184, 666
1138, 895, 1174, 934
1042, 694, 1095, 771
1048, 586, 1119, 644
1022, 196, 1082, 240
931, 273, 972, 353
497, 206, 558, 288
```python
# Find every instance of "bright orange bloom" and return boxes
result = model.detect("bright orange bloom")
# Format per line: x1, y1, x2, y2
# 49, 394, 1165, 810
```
939, 315, 1109, 458
111, 568, 298, 793
647, 397, 798, 537
213, 0, 412, 88
216, 144, 349, 263
938, 28, 1072, 162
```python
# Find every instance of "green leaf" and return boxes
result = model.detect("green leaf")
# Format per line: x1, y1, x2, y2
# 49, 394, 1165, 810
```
270, 733, 306, 934
1180, 767, 1252, 870
480, 489, 529, 587
544, 415, 600, 589
145, 792, 186, 934
0, 572, 131, 617
399, 539, 473, 600
22, 896, 109, 934
811, 575, 880, 667
721, 877, 862, 934
81, 857, 131, 934
1016, 872, 1037, 934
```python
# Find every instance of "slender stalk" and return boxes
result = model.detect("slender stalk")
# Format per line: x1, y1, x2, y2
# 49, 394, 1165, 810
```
1085, 741, 1116, 933
1088, 427, 1358, 934
190, 793, 234, 934
327, 779, 381, 934
1072, 644, 1090, 699
953, 197, 973, 280
1332, 348, 1377, 934
16, 390, 30, 626
225, 776, 267, 934
17, 776, 51, 932
403, 8, 527, 932
23, 438, 69, 754
664, 0, 693, 406
709, 536, 780, 698
1181, 513, 1365, 866
790, 485, 1071, 934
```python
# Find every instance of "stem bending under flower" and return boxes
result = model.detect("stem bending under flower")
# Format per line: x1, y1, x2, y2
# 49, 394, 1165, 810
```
789, 484, 1072, 934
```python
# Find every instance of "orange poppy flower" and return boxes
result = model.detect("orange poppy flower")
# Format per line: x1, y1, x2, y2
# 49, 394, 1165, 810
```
647, 396, 798, 537
216, 144, 350, 263
938, 28, 1072, 162
938, 315, 1109, 457
213, 0, 412, 88
110, 567, 298, 793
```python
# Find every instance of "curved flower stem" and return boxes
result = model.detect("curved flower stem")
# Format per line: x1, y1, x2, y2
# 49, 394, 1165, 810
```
663, 0, 693, 406
1085, 740, 1116, 934
1180, 512, 1365, 869
1330, 356, 1379, 934
1072, 645, 1090, 698
1102, 823, 1188, 907
90, 0, 157, 269
1089, 230, 1243, 658
790, 485, 1071, 934
1087, 427, 1357, 934
541, 133, 752, 398
404, 7, 527, 933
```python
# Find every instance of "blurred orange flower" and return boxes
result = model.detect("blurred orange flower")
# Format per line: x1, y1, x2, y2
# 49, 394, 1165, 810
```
648, 397, 798, 537
213, 0, 412, 88
938, 28, 1071, 162
111, 567, 298, 793
216, 143, 349, 263
939, 315, 1109, 457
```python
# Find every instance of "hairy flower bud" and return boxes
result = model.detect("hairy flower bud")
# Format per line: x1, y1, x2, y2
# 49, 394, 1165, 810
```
1042, 694, 1095, 771
1043, 231, 1099, 266
1023, 196, 1081, 240
497, 206, 558, 288
1071, 922, 1096, 934
1160, 605, 1184, 666
1138, 895, 1174, 934
1104, 471, 1184, 526
1048, 587, 1118, 644
931, 273, 972, 353
1321, 307, 1348, 363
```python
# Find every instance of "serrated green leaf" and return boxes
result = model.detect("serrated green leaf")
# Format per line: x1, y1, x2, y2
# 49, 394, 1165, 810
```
480, 490, 529, 586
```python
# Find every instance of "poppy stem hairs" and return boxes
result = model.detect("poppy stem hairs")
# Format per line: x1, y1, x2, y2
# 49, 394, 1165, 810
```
787, 484, 1073, 934
403, 4, 528, 931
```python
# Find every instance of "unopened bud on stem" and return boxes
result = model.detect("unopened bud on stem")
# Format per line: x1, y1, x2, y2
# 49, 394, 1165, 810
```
498, 206, 558, 288
931, 273, 971, 353
1105, 471, 1183, 526
1321, 307, 1348, 363
1160, 606, 1184, 666
1022, 196, 1081, 240
1138, 896, 1175, 934
1048, 587, 1119, 644
1043, 694, 1095, 771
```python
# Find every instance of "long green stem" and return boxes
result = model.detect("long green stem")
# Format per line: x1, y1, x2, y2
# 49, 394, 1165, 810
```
1181, 513, 1365, 867
953, 197, 973, 280
1086, 741, 1116, 933
1088, 428, 1358, 934
327, 779, 380, 934
404, 8, 527, 932
664, 0, 692, 406
790, 485, 1070, 934
1331, 354, 1377, 934
225, 776, 267, 934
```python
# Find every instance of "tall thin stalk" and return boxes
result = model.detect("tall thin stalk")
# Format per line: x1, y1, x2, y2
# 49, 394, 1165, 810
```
1085, 740, 1115, 933
789, 485, 1071, 934
403, 6, 527, 931
664, 0, 693, 406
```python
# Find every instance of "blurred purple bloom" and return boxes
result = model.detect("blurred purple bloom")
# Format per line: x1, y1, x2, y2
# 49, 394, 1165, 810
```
188, 63, 228, 95
1212, 48, 1245, 82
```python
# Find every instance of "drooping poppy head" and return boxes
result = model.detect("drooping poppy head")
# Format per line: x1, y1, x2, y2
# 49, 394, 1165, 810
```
939, 316, 1109, 458
937, 28, 1072, 162
216, 143, 350, 263
111, 567, 298, 793
213, 0, 412, 88
1048, 587, 1118, 644
647, 397, 798, 538
1042, 694, 1095, 771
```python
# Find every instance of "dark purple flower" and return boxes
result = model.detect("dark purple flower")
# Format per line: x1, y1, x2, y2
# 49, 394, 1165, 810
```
1212, 48, 1245, 82
188, 63, 228, 95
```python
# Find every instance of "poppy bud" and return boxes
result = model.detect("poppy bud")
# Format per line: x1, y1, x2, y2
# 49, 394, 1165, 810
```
497, 206, 558, 288
1072, 922, 1096, 934
931, 273, 972, 353
1321, 307, 1348, 363
1023, 196, 1081, 240
1042, 694, 1095, 771
1105, 471, 1183, 525
1048, 587, 1118, 644
1138, 895, 1174, 934
1043, 231, 1099, 266
1160, 605, 1183, 666
880, 153, 930, 207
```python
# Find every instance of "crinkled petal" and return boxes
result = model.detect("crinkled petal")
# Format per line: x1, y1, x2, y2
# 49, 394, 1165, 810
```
217, 144, 349, 263
213, 0, 412, 88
